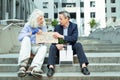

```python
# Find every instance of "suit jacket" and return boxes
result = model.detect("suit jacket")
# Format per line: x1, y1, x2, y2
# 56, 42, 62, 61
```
54, 21, 78, 45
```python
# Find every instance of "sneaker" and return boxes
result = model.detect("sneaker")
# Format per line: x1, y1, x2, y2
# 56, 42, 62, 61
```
17, 67, 26, 77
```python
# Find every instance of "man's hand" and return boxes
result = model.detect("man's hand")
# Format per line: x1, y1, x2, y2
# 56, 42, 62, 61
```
56, 44, 64, 50
37, 29, 42, 34
53, 32, 64, 39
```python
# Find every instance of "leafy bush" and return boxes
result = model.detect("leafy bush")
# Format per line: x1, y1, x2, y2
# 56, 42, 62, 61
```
89, 19, 97, 28
51, 19, 58, 27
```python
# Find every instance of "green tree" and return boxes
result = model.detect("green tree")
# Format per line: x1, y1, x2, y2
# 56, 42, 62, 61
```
89, 19, 97, 29
51, 19, 58, 27
89, 19, 100, 33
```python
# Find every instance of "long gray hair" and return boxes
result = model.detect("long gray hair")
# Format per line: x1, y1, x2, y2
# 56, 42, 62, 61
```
27, 9, 45, 28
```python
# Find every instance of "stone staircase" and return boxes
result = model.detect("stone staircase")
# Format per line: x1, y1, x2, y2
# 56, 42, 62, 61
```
79, 37, 120, 52
0, 37, 120, 80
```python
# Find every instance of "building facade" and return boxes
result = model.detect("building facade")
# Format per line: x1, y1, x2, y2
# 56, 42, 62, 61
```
0, 0, 35, 21
1, 0, 120, 36
34, 0, 106, 36
105, 0, 120, 27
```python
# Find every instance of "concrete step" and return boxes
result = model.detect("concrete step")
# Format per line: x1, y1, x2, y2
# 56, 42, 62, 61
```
0, 53, 18, 64
0, 72, 120, 80
0, 64, 17, 72
84, 48, 120, 52
83, 43, 120, 46
12, 41, 120, 48
9, 43, 120, 53
80, 40, 112, 44
10, 48, 120, 53
0, 53, 120, 64
79, 38, 112, 44
0, 63, 120, 72
74, 53, 120, 63
54, 63, 120, 72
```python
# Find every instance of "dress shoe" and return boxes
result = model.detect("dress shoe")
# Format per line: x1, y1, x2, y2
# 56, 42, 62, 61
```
47, 68, 55, 77
81, 67, 90, 75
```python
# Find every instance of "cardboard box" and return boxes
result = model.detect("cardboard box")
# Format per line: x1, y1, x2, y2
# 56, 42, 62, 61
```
36, 32, 58, 44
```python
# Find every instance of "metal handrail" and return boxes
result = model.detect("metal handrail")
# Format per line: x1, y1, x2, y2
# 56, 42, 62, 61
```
1, 23, 14, 31
1, 23, 21, 31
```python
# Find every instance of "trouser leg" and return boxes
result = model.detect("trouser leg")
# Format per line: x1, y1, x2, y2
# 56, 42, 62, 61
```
73, 43, 89, 66
30, 45, 47, 69
47, 44, 59, 66
18, 36, 31, 67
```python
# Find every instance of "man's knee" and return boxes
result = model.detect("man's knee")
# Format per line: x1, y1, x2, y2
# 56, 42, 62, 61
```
22, 36, 30, 43
50, 44, 57, 50
74, 42, 83, 48
23, 36, 30, 40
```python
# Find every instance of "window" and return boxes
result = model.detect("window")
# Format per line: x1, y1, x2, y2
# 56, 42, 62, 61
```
43, 2, 48, 8
90, 1, 95, 7
70, 13, 76, 19
105, 0, 107, 3
80, 12, 84, 18
62, 3, 76, 7
54, 2, 58, 8
66, 5, 73, 7
111, 0, 115, 3
44, 13, 48, 18
105, 7, 107, 13
80, 2, 84, 7
105, 17, 107, 22
111, 7, 116, 13
54, 13, 58, 18
111, 17, 116, 22
90, 12, 95, 18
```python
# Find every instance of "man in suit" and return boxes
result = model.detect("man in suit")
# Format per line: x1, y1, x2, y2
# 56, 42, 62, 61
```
47, 11, 90, 77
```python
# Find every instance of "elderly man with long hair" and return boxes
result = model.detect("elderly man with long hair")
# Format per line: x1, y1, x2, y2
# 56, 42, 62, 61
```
17, 9, 47, 77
